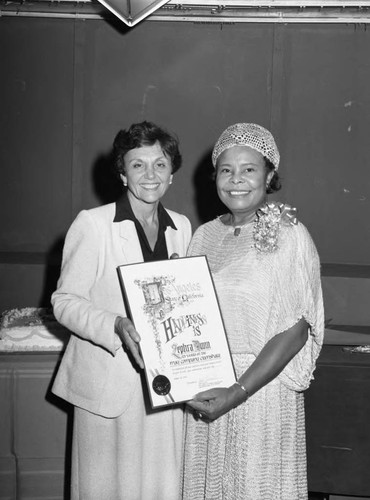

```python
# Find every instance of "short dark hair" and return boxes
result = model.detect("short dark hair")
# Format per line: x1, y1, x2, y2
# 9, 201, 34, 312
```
265, 157, 282, 194
113, 121, 182, 175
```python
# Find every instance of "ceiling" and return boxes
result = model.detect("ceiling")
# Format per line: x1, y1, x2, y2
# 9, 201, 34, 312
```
1, 0, 370, 24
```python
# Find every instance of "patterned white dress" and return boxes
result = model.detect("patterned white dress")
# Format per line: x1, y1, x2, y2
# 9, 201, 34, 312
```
182, 216, 324, 500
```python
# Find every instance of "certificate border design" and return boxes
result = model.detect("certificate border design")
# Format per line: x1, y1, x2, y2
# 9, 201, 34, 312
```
117, 255, 236, 408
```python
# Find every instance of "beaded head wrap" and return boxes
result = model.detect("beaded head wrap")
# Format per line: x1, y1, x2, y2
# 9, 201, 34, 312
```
212, 123, 280, 170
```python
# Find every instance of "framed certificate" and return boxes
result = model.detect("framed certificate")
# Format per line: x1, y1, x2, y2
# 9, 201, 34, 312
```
117, 255, 236, 408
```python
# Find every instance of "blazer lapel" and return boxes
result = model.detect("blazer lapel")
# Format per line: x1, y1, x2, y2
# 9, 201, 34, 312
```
165, 226, 180, 259
118, 220, 144, 264
117, 220, 181, 263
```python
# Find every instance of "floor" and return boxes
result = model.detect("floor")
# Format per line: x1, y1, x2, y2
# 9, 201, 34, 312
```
309, 494, 370, 500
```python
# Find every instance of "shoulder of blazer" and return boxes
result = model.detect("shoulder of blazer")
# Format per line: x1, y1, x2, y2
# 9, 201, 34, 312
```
165, 208, 191, 228
85, 204, 189, 226
81, 204, 190, 241
77, 202, 134, 235
85, 202, 116, 224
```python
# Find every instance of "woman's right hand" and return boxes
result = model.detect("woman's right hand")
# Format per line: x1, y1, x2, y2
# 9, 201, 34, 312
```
115, 316, 144, 369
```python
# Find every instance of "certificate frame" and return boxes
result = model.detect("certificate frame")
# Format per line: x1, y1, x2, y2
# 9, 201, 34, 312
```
117, 255, 236, 408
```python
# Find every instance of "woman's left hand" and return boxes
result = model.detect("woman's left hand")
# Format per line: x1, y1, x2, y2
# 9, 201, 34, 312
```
187, 385, 245, 422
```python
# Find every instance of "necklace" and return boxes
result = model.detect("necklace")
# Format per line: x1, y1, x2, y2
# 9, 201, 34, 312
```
229, 214, 256, 237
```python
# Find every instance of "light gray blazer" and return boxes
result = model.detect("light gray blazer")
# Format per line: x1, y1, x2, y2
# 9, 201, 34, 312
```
51, 203, 192, 417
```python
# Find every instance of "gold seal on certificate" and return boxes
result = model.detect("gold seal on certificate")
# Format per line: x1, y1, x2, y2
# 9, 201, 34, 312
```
117, 256, 236, 408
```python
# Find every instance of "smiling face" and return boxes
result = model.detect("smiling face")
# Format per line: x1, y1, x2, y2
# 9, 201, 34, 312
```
121, 142, 173, 207
216, 145, 274, 224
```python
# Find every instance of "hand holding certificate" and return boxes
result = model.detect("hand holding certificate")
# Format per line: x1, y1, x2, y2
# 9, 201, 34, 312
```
117, 255, 236, 408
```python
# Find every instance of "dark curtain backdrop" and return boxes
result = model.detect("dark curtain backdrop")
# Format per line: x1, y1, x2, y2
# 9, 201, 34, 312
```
1, 18, 370, 310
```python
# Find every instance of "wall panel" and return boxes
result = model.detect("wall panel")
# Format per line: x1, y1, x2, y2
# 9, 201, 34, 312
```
0, 354, 71, 500
0, 370, 15, 500
278, 25, 370, 264
0, 18, 75, 252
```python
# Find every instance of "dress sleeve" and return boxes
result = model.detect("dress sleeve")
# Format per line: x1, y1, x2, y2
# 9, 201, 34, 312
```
51, 210, 119, 356
273, 223, 325, 391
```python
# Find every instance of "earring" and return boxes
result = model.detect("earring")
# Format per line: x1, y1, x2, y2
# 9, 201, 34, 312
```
123, 182, 127, 187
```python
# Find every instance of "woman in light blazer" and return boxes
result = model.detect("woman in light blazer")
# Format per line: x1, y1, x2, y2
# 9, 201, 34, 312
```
52, 121, 192, 500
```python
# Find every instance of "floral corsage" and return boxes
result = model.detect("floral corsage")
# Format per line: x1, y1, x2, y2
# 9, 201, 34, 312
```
253, 202, 298, 253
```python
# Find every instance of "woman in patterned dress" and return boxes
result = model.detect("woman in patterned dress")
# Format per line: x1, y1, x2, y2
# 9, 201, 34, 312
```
182, 123, 324, 500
